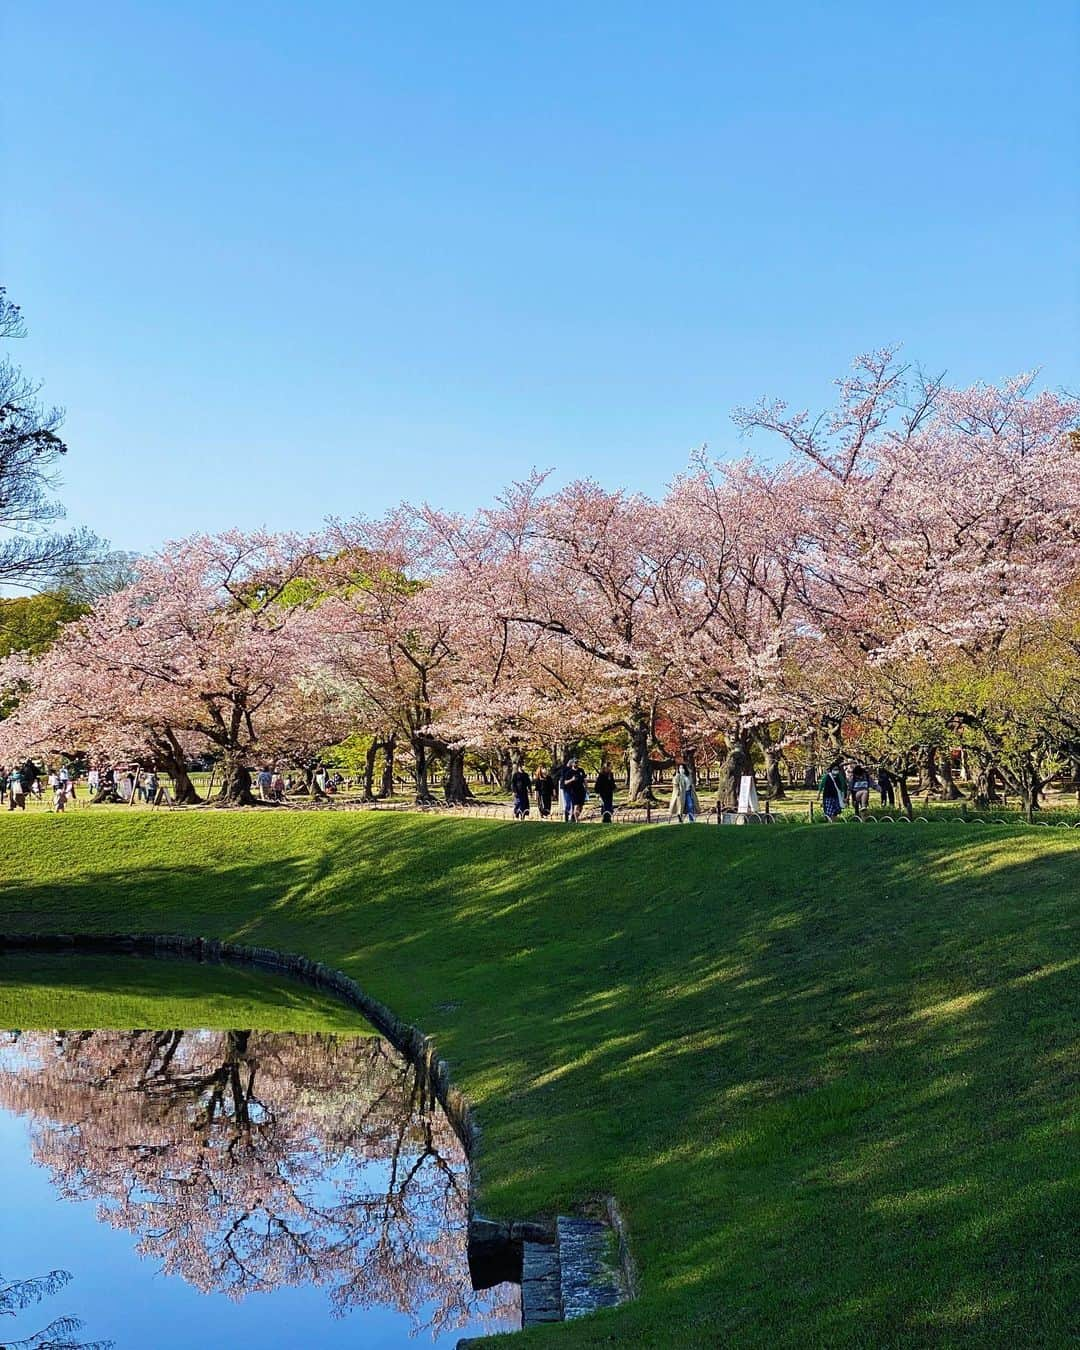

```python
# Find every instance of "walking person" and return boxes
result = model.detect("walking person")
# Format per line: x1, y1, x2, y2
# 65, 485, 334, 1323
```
818, 762, 847, 821
669, 760, 695, 823
510, 763, 532, 819
533, 766, 554, 818
595, 762, 616, 822
8, 766, 26, 811
559, 760, 577, 822
850, 764, 872, 818
567, 759, 588, 821
878, 763, 896, 808
257, 766, 274, 802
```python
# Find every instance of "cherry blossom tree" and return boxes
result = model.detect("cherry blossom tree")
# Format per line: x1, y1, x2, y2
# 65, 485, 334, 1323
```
477, 476, 687, 799
735, 351, 1080, 656
315, 514, 474, 803
734, 352, 1080, 802
0, 531, 347, 803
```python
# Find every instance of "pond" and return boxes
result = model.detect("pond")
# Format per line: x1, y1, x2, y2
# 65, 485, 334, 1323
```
0, 1027, 521, 1348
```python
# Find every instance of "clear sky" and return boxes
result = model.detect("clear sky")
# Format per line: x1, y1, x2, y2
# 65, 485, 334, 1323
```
3, 2, 1078, 554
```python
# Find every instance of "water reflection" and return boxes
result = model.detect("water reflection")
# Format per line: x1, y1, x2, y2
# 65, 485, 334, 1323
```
0, 1030, 519, 1346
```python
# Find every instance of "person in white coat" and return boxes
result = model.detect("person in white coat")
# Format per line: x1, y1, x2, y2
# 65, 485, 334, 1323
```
669, 761, 695, 823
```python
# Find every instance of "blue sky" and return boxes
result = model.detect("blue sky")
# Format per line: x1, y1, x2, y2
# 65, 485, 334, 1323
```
4, 2, 1077, 553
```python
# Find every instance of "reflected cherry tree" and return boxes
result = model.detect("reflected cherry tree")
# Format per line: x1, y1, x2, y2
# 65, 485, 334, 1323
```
0, 1031, 517, 1339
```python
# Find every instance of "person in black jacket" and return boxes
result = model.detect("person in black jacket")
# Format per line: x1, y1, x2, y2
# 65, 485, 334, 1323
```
595, 762, 616, 822
878, 763, 896, 808
567, 759, 588, 821
533, 766, 554, 817
559, 760, 577, 821
510, 764, 532, 819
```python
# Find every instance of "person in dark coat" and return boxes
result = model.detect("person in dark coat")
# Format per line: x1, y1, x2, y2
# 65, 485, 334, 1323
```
878, 763, 896, 808
510, 765, 532, 819
567, 759, 588, 821
533, 766, 554, 817
559, 760, 578, 821
595, 762, 616, 822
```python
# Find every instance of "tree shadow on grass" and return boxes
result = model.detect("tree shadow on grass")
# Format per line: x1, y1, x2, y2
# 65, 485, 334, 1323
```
1, 817, 1077, 1346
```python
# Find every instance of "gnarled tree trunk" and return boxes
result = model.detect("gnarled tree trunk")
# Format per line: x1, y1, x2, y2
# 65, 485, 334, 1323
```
154, 731, 201, 805
627, 706, 654, 802
968, 757, 1001, 808
218, 755, 256, 806
917, 745, 942, 798
757, 735, 785, 800
717, 739, 752, 813
443, 748, 475, 804
939, 751, 962, 801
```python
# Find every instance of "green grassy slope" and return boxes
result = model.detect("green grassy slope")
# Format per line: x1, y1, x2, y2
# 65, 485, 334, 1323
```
0, 813, 1076, 1347
0, 950, 374, 1029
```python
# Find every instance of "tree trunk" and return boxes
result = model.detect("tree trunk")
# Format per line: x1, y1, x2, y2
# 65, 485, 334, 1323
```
1015, 756, 1041, 821
969, 758, 1000, 807
497, 747, 515, 793
378, 733, 397, 798
762, 743, 785, 799
362, 739, 378, 802
155, 729, 200, 805
218, 756, 256, 806
938, 751, 962, 801
717, 739, 752, 813
897, 767, 914, 819
917, 745, 942, 798
412, 738, 435, 804
443, 748, 474, 804
167, 763, 200, 806
626, 707, 654, 802
820, 716, 844, 757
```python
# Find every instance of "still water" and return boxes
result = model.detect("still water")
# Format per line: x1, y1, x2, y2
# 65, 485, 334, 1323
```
0, 1029, 520, 1348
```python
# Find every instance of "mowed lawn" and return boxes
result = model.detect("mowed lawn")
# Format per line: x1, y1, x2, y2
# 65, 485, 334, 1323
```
0, 813, 1076, 1347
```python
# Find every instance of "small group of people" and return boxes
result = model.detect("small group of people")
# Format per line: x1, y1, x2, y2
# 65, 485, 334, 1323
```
256, 767, 288, 802
94, 766, 161, 804
509, 756, 699, 825
1, 764, 39, 810
1, 762, 83, 811
45, 766, 79, 811
511, 758, 619, 823
818, 762, 895, 820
